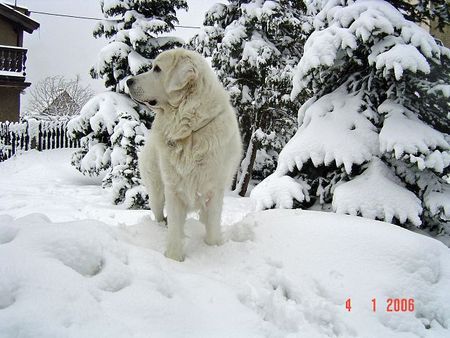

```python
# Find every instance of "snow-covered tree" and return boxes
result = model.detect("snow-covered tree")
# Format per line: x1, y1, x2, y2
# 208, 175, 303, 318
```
68, 92, 152, 208
251, 0, 450, 236
91, 0, 187, 91
69, 0, 187, 208
192, 0, 309, 196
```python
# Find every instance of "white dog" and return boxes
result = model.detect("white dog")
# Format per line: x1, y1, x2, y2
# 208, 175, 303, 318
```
127, 49, 242, 261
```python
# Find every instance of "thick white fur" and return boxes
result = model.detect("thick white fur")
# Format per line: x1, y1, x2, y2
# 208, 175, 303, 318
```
128, 49, 242, 261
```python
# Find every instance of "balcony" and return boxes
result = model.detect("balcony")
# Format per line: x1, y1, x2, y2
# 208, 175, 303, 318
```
0, 44, 29, 88
0, 44, 27, 74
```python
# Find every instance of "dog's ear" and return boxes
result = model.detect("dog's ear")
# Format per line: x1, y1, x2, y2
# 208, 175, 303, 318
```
167, 57, 198, 93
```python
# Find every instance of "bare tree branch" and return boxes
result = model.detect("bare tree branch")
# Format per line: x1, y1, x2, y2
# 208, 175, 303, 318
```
23, 75, 94, 121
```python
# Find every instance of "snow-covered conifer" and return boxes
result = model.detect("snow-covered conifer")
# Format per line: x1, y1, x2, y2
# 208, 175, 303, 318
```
69, 0, 187, 208
91, 0, 187, 92
251, 0, 450, 235
192, 0, 309, 196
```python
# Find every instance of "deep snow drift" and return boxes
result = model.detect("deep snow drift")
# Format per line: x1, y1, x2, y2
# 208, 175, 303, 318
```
1, 150, 450, 337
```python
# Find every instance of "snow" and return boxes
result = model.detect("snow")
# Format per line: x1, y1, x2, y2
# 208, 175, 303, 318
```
291, 26, 357, 97
250, 174, 310, 210
241, 0, 279, 19
222, 21, 247, 47
279, 87, 379, 175
428, 84, 450, 97
1, 150, 450, 337
242, 32, 280, 68
373, 44, 430, 80
102, 0, 124, 13
0, 70, 24, 78
127, 50, 151, 75
424, 185, 450, 221
378, 100, 450, 166
95, 41, 131, 77
80, 143, 109, 175
333, 158, 423, 226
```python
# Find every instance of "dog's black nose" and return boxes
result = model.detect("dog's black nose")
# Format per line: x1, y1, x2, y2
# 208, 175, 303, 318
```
127, 78, 134, 87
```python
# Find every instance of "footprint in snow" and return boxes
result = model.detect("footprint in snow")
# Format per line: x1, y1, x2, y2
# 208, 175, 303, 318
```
47, 237, 105, 277
93, 258, 132, 293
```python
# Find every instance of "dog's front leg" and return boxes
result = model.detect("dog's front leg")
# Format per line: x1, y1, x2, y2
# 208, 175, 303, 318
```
202, 189, 224, 246
165, 190, 187, 261
138, 143, 165, 223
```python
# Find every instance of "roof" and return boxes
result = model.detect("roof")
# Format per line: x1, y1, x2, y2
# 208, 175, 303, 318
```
42, 90, 80, 115
0, 3, 39, 33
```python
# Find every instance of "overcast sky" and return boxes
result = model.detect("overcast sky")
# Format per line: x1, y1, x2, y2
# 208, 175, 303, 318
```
16, 0, 219, 112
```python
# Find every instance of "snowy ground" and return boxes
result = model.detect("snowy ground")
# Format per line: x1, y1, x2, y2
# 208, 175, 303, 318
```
1, 149, 449, 337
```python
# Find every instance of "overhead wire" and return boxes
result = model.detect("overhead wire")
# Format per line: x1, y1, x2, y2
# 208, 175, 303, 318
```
29, 10, 201, 29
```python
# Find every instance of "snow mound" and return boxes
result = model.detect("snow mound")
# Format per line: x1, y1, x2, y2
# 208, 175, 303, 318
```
278, 87, 379, 175
0, 215, 260, 337
333, 158, 423, 226
1, 210, 450, 337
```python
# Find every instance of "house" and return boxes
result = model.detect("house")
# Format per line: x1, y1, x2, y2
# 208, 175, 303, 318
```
40, 90, 80, 120
0, 3, 39, 122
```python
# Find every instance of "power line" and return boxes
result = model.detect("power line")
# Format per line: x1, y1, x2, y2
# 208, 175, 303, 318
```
29, 10, 201, 29
30, 10, 102, 21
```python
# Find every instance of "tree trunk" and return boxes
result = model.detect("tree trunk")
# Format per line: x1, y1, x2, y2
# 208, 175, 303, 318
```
236, 133, 259, 197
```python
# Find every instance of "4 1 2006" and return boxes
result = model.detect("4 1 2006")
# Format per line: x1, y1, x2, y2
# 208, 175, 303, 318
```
345, 298, 415, 312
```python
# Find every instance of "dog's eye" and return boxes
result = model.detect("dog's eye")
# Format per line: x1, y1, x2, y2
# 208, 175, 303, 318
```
153, 65, 161, 73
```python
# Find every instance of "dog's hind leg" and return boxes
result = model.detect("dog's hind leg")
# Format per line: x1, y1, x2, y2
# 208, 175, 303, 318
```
165, 191, 187, 261
202, 189, 224, 246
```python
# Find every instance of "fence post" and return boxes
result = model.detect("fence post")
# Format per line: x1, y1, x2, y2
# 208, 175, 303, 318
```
43, 128, 47, 150
51, 127, 55, 149
37, 123, 42, 151
63, 125, 67, 148
10, 131, 16, 158
46, 124, 51, 149
56, 125, 60, 148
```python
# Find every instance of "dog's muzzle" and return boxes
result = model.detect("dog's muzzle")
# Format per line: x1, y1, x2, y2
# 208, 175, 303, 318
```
127, 78, 157, 107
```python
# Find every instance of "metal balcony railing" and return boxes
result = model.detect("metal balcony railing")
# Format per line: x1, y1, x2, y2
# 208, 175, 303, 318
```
0, 45, 27, 76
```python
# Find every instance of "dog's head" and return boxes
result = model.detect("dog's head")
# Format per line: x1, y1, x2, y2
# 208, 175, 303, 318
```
127, 49, 200, 111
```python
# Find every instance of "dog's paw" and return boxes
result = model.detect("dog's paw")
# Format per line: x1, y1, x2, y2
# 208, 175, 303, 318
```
204, 234, 223, 246
164, 244, 185, 262
157, 217, 168, 227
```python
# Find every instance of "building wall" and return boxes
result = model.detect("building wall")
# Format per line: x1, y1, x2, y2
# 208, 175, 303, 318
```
431, 25, 450, 48
0, 17, 18, 46
0, 87, 20, 122
0, 14, 25, 122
